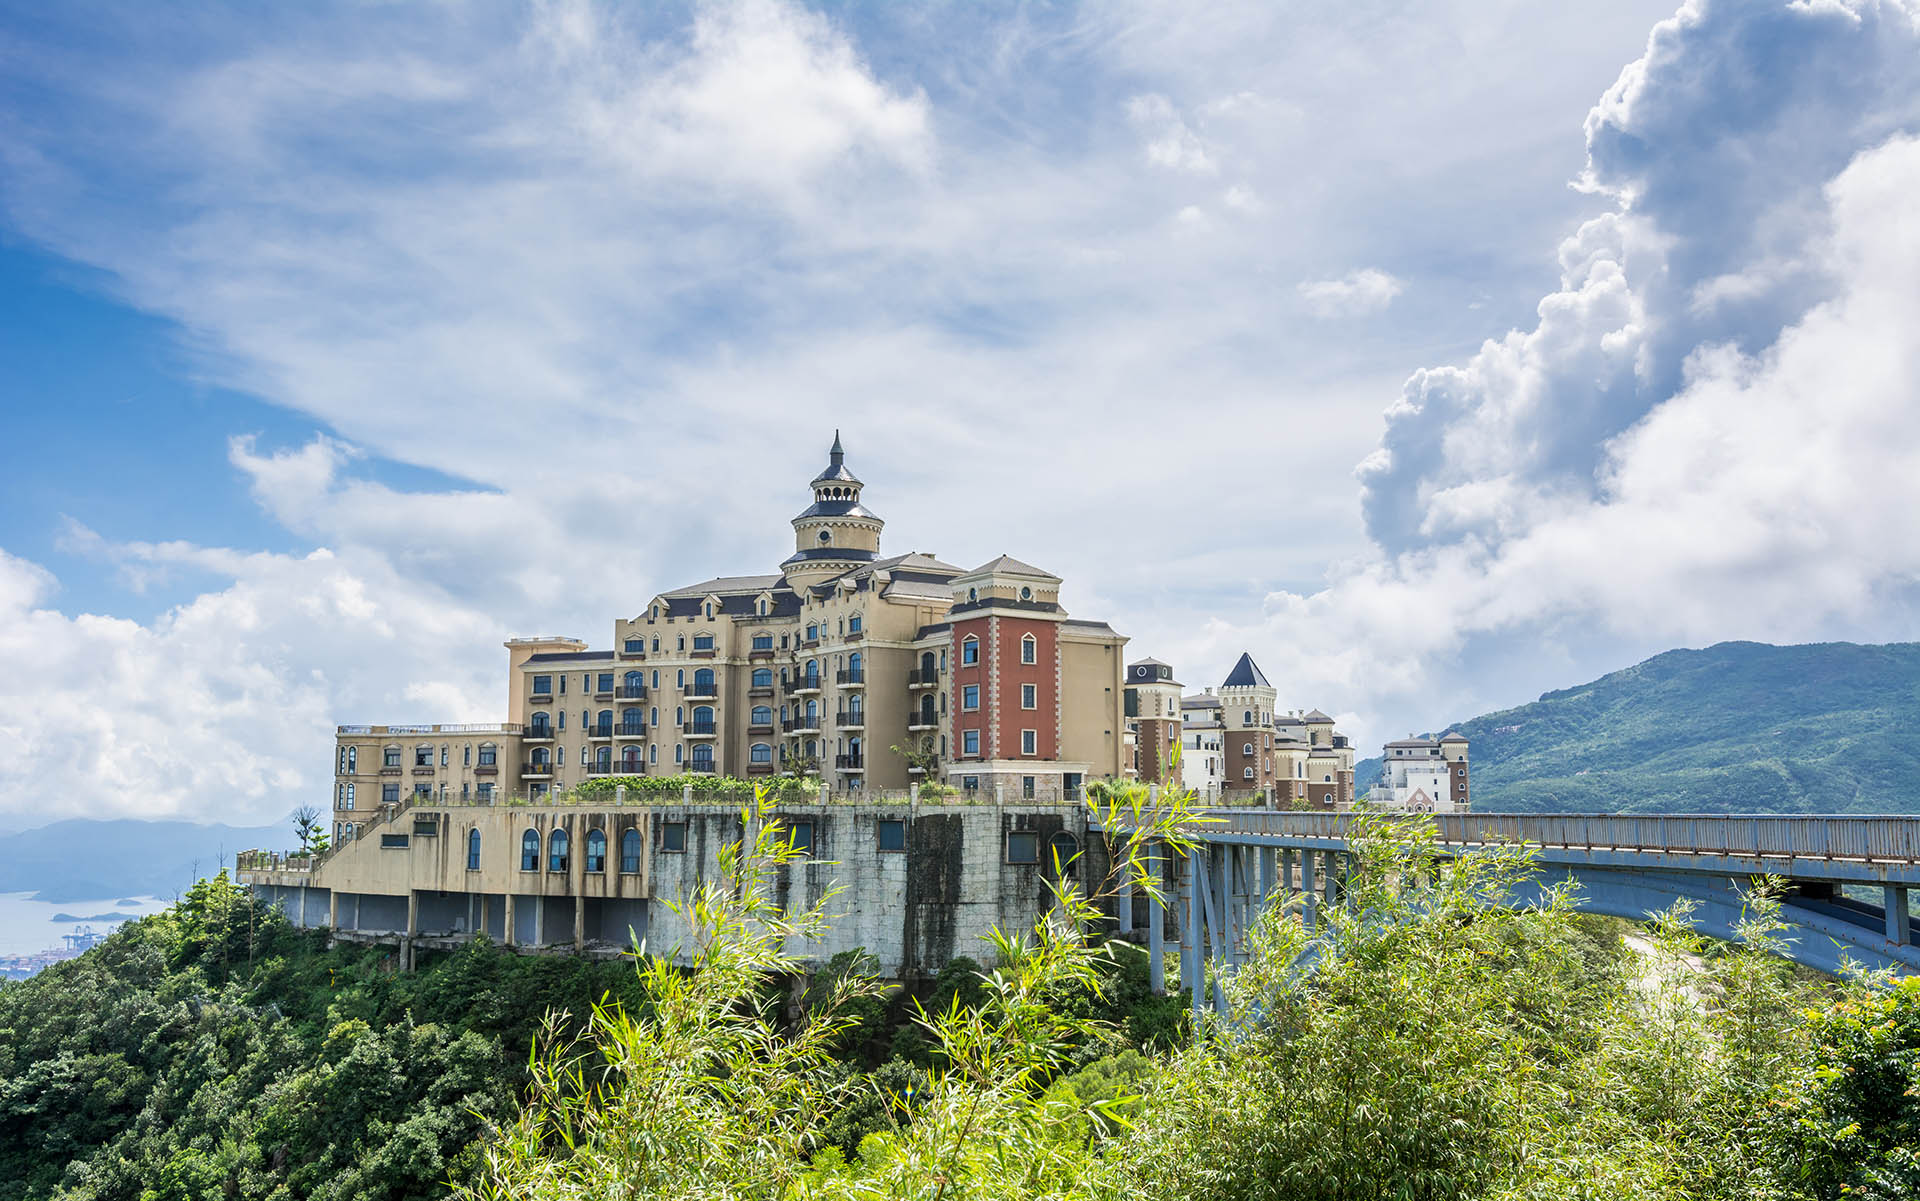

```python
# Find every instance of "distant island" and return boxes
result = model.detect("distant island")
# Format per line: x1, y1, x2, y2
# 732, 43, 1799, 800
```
49, 911, 141, 923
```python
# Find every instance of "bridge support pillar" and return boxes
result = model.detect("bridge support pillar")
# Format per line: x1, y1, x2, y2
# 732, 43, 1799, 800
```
1260, 847, 1275, 906
1180, 851, 1200, 1020
1300, 849, 1318, 932
1116, 861, 1133, 937
1147, 842, 1165, 995
1888, 886, 1911, 946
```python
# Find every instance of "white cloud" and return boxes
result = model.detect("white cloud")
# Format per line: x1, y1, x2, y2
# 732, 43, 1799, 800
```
1298, 268, 1404, 317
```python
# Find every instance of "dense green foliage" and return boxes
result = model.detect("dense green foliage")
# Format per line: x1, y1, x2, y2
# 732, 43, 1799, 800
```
0, 872, 646, 1201
1356, 640, 1920, 813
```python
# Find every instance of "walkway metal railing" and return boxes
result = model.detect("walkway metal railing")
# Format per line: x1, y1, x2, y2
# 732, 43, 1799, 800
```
1190, 811, 1920, 864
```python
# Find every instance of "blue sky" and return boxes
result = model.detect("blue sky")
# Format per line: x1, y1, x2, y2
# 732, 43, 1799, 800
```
2, 0, 1919, 828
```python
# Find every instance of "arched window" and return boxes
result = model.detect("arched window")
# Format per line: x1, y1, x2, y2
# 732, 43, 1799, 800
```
805, 738, 817, 757
549, 828, 569, 873
805, 658, 819, 679
693, 668, 715, 693
621, 828, 642, 873
675, 744, 683, 763
532, 746, 551, 767
693, 705, 714, 725
691, 744, 714, 768
920, 651, 935, 675
531, 711, 551, 735
1243, 711, 1252, 724
751, 705, 773, 725
677, 669, 685, 687
597, 709, 613, 732
622, 746, 643, 770
918, 695, 936, 724
585, 829, 607, 873
750, 742, 773, 764
595, 746, 612, 770
848, 651, 862, 675
624, 670, 643, 691
1020, 634, 1036, 664
1242, 743, 1253, 755
520, 829, 540, 871
467, 829, 482, 871
805, 699, 818, 720
1048, 832, 1079, 872
752, 667, 773, 688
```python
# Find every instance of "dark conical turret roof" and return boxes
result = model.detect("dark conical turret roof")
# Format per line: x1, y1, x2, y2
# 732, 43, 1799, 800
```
811, 430, 861, 485
1222, 652, 1270, 689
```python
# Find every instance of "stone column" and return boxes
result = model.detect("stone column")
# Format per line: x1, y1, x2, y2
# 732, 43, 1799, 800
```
504, 893, 517, 949
328, 889, 339, 931
574, 819, 587, 952
402, 890, 418, 971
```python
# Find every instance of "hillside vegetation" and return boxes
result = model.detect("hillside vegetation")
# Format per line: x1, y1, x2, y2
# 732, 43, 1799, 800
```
1360, 641, 1920, 813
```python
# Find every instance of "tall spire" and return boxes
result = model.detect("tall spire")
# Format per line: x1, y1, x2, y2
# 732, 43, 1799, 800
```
830, 429, 844, 465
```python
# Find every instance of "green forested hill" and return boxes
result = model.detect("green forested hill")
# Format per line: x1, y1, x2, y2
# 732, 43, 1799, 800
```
1359, 641, 1920, 814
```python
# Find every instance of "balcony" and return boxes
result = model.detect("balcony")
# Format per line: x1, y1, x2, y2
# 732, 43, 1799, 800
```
690, 649, 716, 659
586, 762, 620, 777
748, 722, 775, 736
836, 710, 866, 730
746, 761, 777, 775
843, 628, 865, 642
475, 763, 499, 776
379, 764, 402, 776
836, 669, 865, 686
618, 645, 647, 660
835, 754, 865, 771
684, 683, 719, 701
798, 634, 821, 649
748, 646, 776, 660
529, 690, 555, 707
587, 726, 614, 741
523, 727, 554, 743
687, 760, 718, 775
617, 724, 647, 739
788, 675, 821, 696
521, 762, 554, 778
616, 685, 648, 701
783, 715, 821, 732
748, 683, 775, 698
412, 765, 436, 776
907, 669, 940, 688
617, 760, 647, 775
908, 714, 938, 732
684, 721, 718, 739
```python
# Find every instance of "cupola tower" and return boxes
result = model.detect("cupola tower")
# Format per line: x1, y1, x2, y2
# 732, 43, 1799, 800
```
781, 432, 884, 586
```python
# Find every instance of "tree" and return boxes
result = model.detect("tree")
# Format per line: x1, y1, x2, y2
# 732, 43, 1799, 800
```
291, 805, 323, 854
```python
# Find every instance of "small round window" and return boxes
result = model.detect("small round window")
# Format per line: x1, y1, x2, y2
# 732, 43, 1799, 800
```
1020, 586, 1032, 600
818, 529, 832, 544
968, 587, 977, 602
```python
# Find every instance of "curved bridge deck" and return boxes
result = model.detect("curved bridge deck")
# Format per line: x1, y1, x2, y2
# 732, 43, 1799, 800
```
1104, 810, 1920, 1013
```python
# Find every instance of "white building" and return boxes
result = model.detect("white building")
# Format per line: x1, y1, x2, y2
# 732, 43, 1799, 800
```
1178, 691, 1225, 799
1370, 733, 1470, 812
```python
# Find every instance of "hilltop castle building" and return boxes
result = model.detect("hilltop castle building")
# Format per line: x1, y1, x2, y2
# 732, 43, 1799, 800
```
1369, 733, 1472, 811
330, 438, 1130, 840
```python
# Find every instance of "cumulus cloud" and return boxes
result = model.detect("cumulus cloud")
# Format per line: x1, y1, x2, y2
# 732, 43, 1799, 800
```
1126, 93, 1216, 173
1298, 268, 1404, 317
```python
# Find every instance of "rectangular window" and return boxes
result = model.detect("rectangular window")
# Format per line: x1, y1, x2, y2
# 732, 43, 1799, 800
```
1021, 638, 1036, 665
961, 639, 978, 666
788, 821, 814, 856
533, 674, 552, 695
380, 833, 409, 849
597, 673, 614, 692
692, 635, 714, 651
476, 782, 494, 802
1021, 683, 1037, 710
413, 818, 438, 837
384, 747, 401, 767
414, 783, 432, 799
478, 745, 496, 766
415, 746, 432, 767
1021, 729, 1037, 755
440, 746, 449, 766
877, 819, 906, 852
962, 729, 980, 756
753, 634, 774, 650
848, 615, 862, 633
463, 745, 471, 765
962, 685, 979, 711
1022, 775, 1036, 799
382, 784, 400, 803
1006, 832, 1039, 864
962, 774, 979, 791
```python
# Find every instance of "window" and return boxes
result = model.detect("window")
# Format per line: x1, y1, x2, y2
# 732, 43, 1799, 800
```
621, 829, 642, 873
961, 636, 979, 666
463, 744, 471, 766
466, 829, 481, 870
693, 634, 714, 652
1243, 766, 1255, 780
384, 746, 402, 768
962, 774, 979, 790
549, 828, 569, 873
962, 685, 980, 711
752, 634, 773, 651
345, 782, 355, 806
1007, 832, 1039, 864
413, 782, 432, 799
877, 819, 906, 852
1021, 729, 1037, 755
380, 833, 409, 849
476, 782, 494, 802
751, 705, 773, 726
520, 830, 540, 871
595, 673, 612, 693
1243, 742, 1254, 755
693, 668, 715, 693
585, 829, 606, 873
691, 745, 714, 769
1020, 585, 1033, 601
1048, 831, 1078, 870
533, 675, 552, 695
750, 742, 773, 764
752, 668, 773, 688
963, 729, 980, 756
415, 744, 433, 767
478, 742, 497, 766
1021, 683, 1037, 709
967, 587, 978, 602
382, 784, 400, 803
788, 821, 814, 855
346, 747, 357, 772
1021, 634, 1036, 664
806, 623, 818, 640
625, 637, 643, 653
848, 614, 862, 634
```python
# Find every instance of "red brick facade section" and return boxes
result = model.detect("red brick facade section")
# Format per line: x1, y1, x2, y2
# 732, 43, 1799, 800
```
950, 616, 992, 762
992, 616, 1057, 760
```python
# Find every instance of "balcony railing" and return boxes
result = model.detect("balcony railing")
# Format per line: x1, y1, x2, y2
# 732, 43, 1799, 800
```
836, 669, 865, 685
908, 714, 938, 731
836, 710, 866, 729
687, 760, 718, 775
587, 726, 614, 740
843, 629, 865, 642
379, 764, 402, 775
746, 761, 777, 775
594, 688, 614, 701
907, 669, 940, 688
521, 762, 554, 777
783, 716, 821, 732
617, 760, 647, 774
788, 675, 821, 694
524, 727, 554, 742
618, 724, 647, 738
529, 691, 554, 705
835, 754, 865, 771
747, 722, 775, 735
616, 685, 648, 701
684, 721, 718, 737
684, 684, 719, 700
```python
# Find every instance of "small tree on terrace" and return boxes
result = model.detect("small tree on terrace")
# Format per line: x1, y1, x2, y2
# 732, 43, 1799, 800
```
291, 804, 323, 854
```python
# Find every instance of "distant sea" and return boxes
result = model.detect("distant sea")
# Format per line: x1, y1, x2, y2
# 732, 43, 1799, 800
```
0, 891, 169, 958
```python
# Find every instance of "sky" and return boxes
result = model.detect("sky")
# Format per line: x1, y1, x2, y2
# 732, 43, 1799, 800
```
2, 0, 1918, 831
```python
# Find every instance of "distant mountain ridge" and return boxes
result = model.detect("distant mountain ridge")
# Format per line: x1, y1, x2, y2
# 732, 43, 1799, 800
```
0, 817, 288, 903
1355, 641, 1920, 814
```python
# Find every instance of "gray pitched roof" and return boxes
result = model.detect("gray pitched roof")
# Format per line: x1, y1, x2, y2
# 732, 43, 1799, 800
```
1302, 708, 1334, 722
662, 573, 785, 598
967, 554, 1058, 579
1221, 653, 1270, 689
